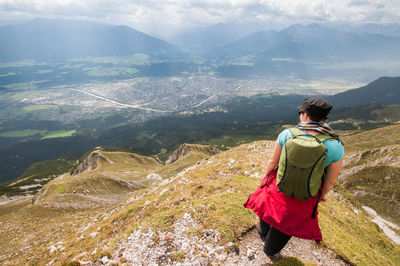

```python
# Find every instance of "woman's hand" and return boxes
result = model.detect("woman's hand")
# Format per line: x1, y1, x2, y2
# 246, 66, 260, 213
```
320, 158, 343, 202
319, 194, 327, 202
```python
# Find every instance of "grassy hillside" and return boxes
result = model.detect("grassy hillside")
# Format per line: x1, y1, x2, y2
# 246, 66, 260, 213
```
0, 144, 219, 264
1, 139, 398, 265
33, 145, 219, 209
329, 104, 400, 131
0, 157, 77, 197
32, 149, 163, 208
339, 124, 400, 225
342, 124, 400, 153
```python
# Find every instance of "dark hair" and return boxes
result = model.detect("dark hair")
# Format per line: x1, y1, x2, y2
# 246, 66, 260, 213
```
308, 112, 327, 122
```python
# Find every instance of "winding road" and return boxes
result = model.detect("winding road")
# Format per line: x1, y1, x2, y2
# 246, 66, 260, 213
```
71, 89, 172, 113
71, 88, 220, 112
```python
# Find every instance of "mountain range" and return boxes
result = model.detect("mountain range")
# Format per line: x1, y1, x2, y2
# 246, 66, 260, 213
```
169, 22, 263, 51
214, 23, 400, 62
0, 18, 182, 62
2, 19, 400, 65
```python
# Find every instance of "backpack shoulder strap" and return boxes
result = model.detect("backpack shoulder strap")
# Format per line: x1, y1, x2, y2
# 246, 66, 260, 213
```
288, 128, 302, 137
315, 133, 334, 142
290, 127, 334, 143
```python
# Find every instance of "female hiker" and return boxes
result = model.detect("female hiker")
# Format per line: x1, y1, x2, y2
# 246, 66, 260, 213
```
244, 97, 344, 259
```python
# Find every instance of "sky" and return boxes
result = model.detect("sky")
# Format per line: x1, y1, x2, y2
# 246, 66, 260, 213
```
1, 0, 399, 38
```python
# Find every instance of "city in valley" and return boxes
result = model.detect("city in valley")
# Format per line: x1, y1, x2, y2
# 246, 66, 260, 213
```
1, 75, 360, 124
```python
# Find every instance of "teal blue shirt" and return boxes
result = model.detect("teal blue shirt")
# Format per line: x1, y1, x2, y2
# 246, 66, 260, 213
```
277, 129, 344, 167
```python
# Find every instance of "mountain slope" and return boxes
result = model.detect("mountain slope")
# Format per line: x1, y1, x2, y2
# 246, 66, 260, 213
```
2, 137, 399, 265
328, 76, 400, 107
53, 139, 399, 265
333, 23, 400, 38
339, 124, 400, 226
216, 24, 400, 62
33, 149, 163, 208
170, 22, 259, 51
31, 144, 220, 209
0, 18, 182, 61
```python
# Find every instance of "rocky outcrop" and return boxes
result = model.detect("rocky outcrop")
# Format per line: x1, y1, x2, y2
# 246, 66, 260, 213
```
340, 145, 400, 182
71, 151, 102, 176
165, 144, 220, 165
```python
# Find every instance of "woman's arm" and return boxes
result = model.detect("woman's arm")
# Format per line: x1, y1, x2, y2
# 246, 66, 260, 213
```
320, 158, 343, 202
265, 141, 282, 175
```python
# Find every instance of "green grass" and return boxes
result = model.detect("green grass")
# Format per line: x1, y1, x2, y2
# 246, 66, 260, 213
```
272, 57, 298, 62
342, 124, 400, 153
3, 140, 400, 265
283, 80, 355, 92
273, 256, 313, 265
319, 186, 400, 265
342, 165, 400, 224
0, 158, 77, 196
4, 82, 38, 91
68, 54, 150, 65
0, 60, 40, 68
85, 66, 138, 77
228, 62, 255, 66
338, 125, 400, 230
315, 60, 400, 70
0, 72, 16, 77
0, 129, 47, 137
35, 69, 53, 74
191, 191, 257, 242
371, 105, 400, 121
23, 105, 59, 112
59, 63, 85, 69
19, 104, 61, 120
41, 130, 76, 139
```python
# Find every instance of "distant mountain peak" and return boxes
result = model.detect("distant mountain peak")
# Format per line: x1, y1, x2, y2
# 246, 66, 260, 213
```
0, 18, 182, 61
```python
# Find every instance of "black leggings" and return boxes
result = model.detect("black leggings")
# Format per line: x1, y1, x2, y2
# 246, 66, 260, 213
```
259, 218, 292, 256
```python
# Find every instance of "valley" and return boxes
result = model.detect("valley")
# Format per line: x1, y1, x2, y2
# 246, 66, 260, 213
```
1, 74, 356, 121
0, 74, 359, 184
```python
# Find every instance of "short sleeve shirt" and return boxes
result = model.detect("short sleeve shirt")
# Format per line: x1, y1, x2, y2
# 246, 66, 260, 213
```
277, 129, 344, 167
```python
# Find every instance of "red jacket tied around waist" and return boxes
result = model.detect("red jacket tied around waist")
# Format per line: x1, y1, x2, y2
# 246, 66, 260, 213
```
244, 169, 323, 241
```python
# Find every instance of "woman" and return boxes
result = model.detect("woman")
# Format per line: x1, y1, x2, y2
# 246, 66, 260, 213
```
244, 97, 344, 258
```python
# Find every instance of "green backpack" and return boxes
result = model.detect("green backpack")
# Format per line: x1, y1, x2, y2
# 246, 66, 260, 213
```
276, 128, 332, 200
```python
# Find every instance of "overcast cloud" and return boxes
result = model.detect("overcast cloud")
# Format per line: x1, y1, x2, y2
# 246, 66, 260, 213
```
1, 0, 399, 37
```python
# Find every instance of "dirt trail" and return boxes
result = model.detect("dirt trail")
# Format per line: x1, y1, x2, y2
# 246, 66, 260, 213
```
111, 212, 349, 266
226, 227, 349, 265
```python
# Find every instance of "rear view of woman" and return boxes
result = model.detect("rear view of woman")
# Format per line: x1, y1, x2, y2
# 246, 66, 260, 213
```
244, 97, 344, 259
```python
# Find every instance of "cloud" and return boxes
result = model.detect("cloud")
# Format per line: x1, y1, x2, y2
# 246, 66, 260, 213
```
0, 0, 399, 36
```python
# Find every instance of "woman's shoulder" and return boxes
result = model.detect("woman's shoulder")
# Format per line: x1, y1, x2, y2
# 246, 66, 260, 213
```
323, 138, 343, 149
323, 138, 344, 162
277, 129, 292, 146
